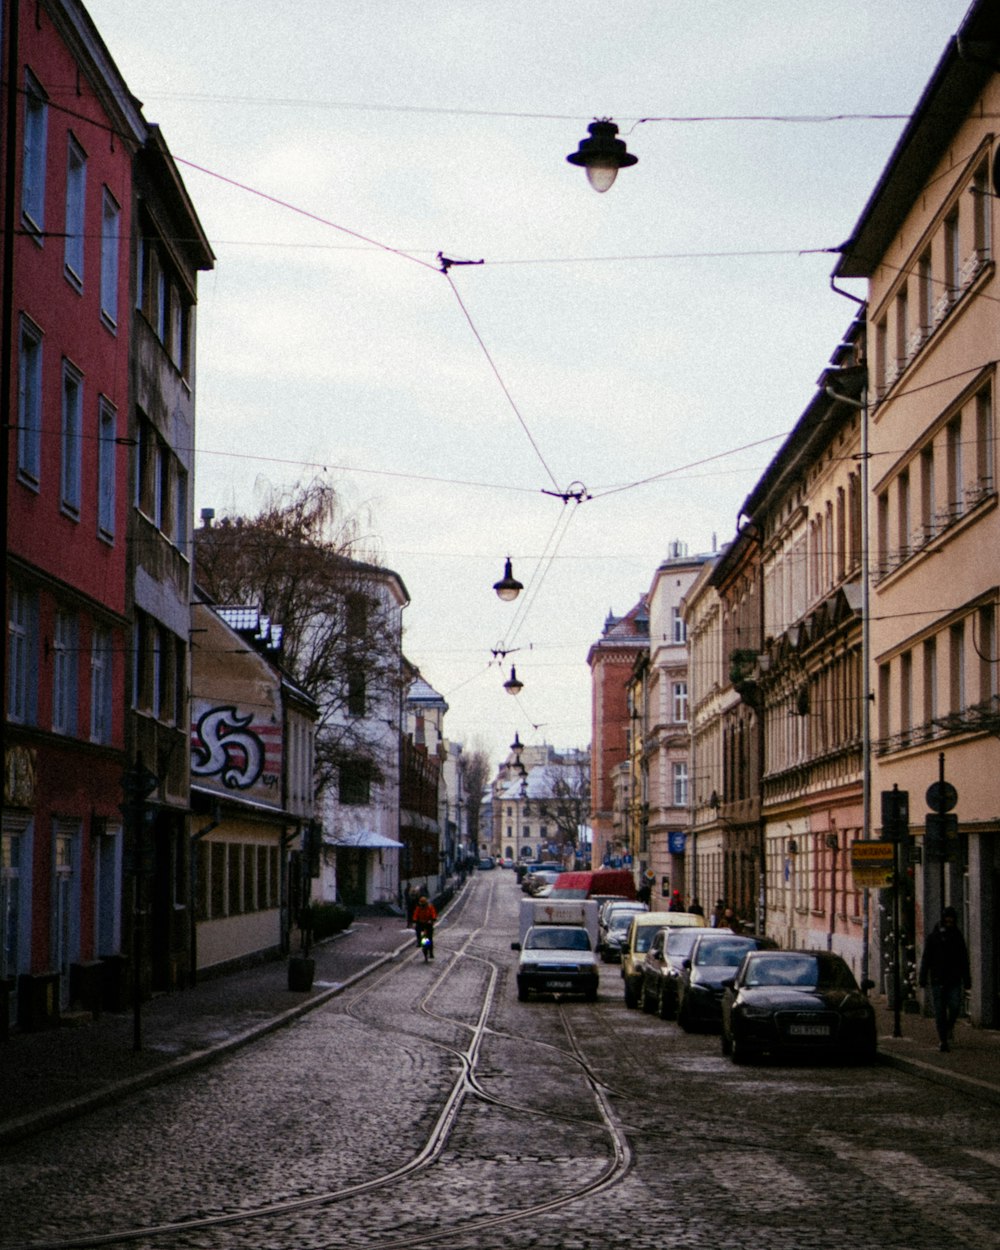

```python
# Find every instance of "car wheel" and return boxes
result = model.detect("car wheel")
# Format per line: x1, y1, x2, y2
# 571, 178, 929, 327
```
517, 983, 529, 1002
585, 986, 598, 1002
657, 987, 670, 1020
641, 984, 656, 1013
720, 1030, 732, 1056
678, 999, 694, 1033
624, 982, 639, 1009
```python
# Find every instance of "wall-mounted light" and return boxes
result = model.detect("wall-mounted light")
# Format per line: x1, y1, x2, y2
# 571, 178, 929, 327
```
566, 119, 638, 193
493, 557, 523, 602
503, 665, 524, 695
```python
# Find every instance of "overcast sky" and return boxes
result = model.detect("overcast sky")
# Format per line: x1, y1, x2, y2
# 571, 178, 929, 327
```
87, 0, 967, 768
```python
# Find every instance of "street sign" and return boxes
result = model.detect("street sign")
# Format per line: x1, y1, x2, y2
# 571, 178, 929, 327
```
851, 839, 895, 888
924, 812, 959, 862
926, 780, 958, 814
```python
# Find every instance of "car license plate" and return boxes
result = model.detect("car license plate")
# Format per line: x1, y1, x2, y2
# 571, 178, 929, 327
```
546, 980, 573, 990
788, 1023, 830, 1036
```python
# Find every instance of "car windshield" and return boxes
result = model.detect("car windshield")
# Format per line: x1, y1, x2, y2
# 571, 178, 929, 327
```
694, 938, 757, 967
666, 928, 701, 957
525, 927, 591, 952
634, 925, 660, 953
745, 955, 819, 987
608, 912, 635, 933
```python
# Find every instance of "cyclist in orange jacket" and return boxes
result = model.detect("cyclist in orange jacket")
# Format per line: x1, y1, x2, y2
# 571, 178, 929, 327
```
413, 896, 437, 961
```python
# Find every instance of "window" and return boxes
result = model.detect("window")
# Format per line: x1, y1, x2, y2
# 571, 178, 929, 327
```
920, 447, 936, 541
339, 760, 371, 806
978, 606, 997, 705
897, 470, 910, 555
52, 611, 78, 736
22, 72, 48, 233
918, 250, 933, 335
899, 651, 912, 745
950, 622, 966, 714
975, 388, 994, 496
132, 613, 147, 710
973, 160, 991, 261
175, 468, 189, 548
923, 639, 938, 727
61, 362, 83, 516
100, 190, 121, 328
946, 417, 963, 518
97, 399, 117, 540
672, 762, 688, 807
944, 210, 960, 300
17, 319, 43, 484
346, 593, 368, 637
875, 315, 888, 393
90, 625, 113, 744
672, 607, 686, 644
7, 584, 39, 725
895, 286, 908, 369
347, 665, 366, 717
63, 136, 86, 287
877, 491, 889, 566
672, 681, 688, 722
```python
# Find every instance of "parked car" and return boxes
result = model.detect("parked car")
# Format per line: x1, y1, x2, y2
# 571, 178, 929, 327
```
477, 856, 496, 870
598, 901, 648, 962
519, 863, 567, 892
523, 869, 565, 897
511, 924, 599, 1002
621, 911, 706, 1008
500, 856, 514, 869
675, 932, 777, 1031
639, 924, 706, 1017
720, 949, 877, 1065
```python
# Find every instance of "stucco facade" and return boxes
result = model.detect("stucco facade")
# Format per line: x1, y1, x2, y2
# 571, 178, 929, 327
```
834, 0, 1000, 1023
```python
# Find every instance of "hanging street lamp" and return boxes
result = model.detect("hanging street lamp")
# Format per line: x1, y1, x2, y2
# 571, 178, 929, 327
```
493, 556, 523, 602
503, 665, 524, 695
566, 119, 638, 193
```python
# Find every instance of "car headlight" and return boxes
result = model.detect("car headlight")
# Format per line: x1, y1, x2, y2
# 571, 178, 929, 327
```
842, 1005, 873, 1020
737, 1004, 772, 1019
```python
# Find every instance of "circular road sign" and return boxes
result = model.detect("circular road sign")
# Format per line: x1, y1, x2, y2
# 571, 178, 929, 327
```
926, 781, 958, 814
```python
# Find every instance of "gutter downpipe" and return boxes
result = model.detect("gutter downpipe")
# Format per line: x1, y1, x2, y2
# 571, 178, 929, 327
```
824, 330, 872, 990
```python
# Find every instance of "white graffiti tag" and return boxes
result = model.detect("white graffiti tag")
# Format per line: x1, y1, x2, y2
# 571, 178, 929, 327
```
192, 706, 265, 790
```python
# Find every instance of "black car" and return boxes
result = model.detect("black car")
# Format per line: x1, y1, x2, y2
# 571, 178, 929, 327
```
720, 949, 877, 1065
639, 925, 704, 1016
477, 856, 496, 870
675, 932, 777, 1031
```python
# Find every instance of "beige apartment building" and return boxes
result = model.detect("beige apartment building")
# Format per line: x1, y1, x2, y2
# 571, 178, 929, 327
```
834, 1, 999, 1025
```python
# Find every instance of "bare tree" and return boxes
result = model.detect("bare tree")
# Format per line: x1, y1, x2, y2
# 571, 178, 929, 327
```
194, 479, 407, 797
531, 756, 590, 860
458, 742, 491, 855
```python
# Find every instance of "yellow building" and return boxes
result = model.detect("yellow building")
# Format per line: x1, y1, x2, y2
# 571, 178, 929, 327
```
834, 0, 999, 1025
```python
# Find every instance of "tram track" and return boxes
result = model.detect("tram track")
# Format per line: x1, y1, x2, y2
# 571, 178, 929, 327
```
5, 875, 635, 1250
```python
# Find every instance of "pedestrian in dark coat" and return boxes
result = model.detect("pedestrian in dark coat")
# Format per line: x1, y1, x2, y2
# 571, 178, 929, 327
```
918, 906, 972, 1051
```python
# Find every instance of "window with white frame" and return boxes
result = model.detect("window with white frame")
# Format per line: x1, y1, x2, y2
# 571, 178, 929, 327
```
22, 71, 48, 233
973, 159, 991, 261
918, 249, 933, 336
672, 681, 688, 722
944, 210, 960, 299
978, 605, 997, 705
672, 607, 686, 644
672, 761, 688, 807
61, 362, 83, 516
175, 467, 189, 548
52, 610, 78, 736
100, 189, 120, 328
97, 398, 117, 541
946, 416, 963, 518
64, 135, 86, 287
923, 638, 937, 727
17, 318, 43, 484
90, 625, 113, 743
7, 584, 38, 724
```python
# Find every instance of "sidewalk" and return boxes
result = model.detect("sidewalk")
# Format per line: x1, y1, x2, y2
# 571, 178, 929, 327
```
2, 918, 999, 1146
0, 910, 417, 1146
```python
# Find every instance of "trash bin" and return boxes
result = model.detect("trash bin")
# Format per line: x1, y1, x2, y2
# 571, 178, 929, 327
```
17, 971, 61, 1030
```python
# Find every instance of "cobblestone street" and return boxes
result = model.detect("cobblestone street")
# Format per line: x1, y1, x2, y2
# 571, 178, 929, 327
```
2, 874, 998, 1250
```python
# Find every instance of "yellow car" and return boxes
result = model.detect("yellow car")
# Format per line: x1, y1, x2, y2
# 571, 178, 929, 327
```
621, 911, 706, 1008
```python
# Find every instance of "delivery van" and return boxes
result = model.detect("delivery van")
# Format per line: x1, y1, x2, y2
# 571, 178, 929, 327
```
548, 869, 636, 902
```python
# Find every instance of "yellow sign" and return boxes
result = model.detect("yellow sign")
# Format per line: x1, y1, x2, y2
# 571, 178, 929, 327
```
851, 840, 894, 888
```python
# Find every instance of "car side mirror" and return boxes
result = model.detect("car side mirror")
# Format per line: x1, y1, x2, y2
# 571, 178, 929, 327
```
682, 958, 692, 969
722, 977, 735, 990
861, 977, 875, 994
511, 942, 521, 951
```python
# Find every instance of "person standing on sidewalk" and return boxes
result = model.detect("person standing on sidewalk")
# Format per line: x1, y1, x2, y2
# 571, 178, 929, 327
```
918, 906, 972, 1052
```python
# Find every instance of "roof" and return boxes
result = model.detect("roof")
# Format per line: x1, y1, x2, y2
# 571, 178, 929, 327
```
216, 606, 284, 654
834, 0, 999, 278
324, 830, 403, 849
407, 674, 448, 709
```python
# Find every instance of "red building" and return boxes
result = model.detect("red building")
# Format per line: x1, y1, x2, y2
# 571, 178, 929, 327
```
2, 1, 148, 1027
587, 598, 649, 871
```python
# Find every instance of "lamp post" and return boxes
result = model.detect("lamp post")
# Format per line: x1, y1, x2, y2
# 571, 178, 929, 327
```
493, 557, 523, 601
504, 665, 524, 695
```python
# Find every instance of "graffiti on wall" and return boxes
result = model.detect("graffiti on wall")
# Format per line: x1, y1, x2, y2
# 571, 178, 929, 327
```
191, 702, 282, 806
